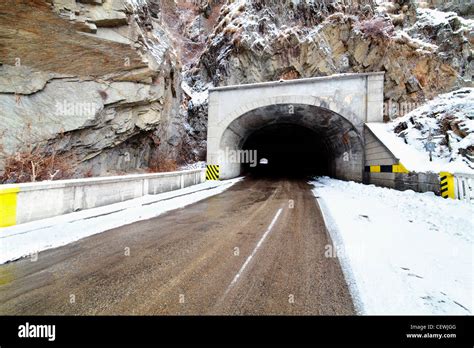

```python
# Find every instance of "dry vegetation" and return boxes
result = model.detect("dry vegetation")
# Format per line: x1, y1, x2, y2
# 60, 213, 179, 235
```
1, 148, 74, 184
355, 16, 395, 40
147, 158, 179, 173
279, 68, 301, 80
160, 0, 226, 66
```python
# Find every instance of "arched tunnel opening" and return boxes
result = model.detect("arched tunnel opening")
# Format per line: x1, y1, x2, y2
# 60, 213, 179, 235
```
242, 123, 331, 178
216, 104, 365, 182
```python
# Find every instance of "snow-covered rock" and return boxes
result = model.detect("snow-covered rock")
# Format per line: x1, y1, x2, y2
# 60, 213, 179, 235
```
190, 0, 469, 106
378, 88, 473, 174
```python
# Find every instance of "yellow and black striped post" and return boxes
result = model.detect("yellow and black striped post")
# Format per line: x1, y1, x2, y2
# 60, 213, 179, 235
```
364, 163, 409, 174
206, 165, 220, 181
439, 172, 455, 199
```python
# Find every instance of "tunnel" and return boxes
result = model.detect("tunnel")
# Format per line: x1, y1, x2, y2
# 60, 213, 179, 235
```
217, 103, 365, 181
242, 123, 331, 178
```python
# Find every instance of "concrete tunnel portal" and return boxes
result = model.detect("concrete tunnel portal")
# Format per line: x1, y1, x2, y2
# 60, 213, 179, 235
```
206, 72, 385, 181
225, 104, 365, 179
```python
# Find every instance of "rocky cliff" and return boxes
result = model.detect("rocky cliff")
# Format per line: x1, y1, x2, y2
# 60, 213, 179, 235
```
190, 0, 471, 100
181, 0, 472, 156
0, 0, 191, 182
1, 0, 472, 182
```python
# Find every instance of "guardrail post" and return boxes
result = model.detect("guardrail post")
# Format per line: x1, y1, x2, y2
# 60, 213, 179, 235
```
454, 174, 474, 203
439, 172, 455, 199
206, 165, 220, 180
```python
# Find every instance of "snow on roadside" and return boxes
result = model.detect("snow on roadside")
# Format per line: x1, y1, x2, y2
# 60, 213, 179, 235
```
180, 161, 206, 170
312, 177, 473, 315
367, 88, 474, 174
0, 178, 241, 264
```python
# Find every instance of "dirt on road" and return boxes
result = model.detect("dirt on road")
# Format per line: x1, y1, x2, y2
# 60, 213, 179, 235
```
0, 178, 355, 315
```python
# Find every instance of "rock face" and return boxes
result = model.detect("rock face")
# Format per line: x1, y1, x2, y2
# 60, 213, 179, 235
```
420, 0, 474, 18
0, 0, 187, 180
390, 87, 474, 171
186, 0, 471, 122
1, 0, 472, 182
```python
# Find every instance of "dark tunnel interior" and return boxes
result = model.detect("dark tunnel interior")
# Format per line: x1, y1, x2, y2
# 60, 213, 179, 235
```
242, 123, 331, 178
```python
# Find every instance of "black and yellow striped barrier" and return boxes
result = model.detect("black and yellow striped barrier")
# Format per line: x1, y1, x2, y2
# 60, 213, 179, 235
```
365, 163, 409, 174
0, 186, 19, 227
439, 172, 455, 199
206, 165, 220, 180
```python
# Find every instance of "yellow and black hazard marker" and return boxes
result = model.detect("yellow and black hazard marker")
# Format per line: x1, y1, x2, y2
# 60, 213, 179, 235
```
206, 165, 220, 180
439, 172, 455, 199
0, 186, 19, 227
365, 163, 409, 174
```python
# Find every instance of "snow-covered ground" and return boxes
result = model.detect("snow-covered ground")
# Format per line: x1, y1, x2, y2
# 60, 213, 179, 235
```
312, 177, 473, 315
367, 88, 474, 174
368, 88, 474, 174
0, 178, 241, 264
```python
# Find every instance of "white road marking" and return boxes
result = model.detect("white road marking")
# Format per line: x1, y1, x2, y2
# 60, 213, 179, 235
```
225, 208, 283, 293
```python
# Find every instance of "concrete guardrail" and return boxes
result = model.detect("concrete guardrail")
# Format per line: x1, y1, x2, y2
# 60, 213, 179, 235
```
453, 173, 474, 202
0, 169, 205, 227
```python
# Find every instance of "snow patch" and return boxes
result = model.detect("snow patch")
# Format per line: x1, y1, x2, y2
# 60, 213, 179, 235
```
181, 81, 209, 106
180, 161, 206, 170
416, 8, 473, 28
312, 176, 473, 315
368, 88, 474, 174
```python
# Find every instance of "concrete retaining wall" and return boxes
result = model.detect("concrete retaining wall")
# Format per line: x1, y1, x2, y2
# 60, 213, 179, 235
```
364, 125, 399, 187
363, 126, 440, 194
0, 169, 205, 227
393, 172, 440, 194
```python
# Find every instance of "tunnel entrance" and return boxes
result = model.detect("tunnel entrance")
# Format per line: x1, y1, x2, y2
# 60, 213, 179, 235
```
207, 73, 385, 180
215, 103, 364, 181
242, 123, 330, 178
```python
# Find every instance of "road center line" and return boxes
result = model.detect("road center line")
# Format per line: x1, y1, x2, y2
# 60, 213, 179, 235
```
225, 207, 283, 293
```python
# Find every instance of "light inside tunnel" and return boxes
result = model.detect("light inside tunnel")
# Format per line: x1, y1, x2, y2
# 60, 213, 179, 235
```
242, 123, 330, 177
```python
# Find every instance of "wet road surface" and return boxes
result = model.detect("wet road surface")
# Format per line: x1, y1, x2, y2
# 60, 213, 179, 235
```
0, 178, 355, 315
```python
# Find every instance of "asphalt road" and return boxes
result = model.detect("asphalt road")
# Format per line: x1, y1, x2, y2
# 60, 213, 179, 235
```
0, 178, 355, 315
